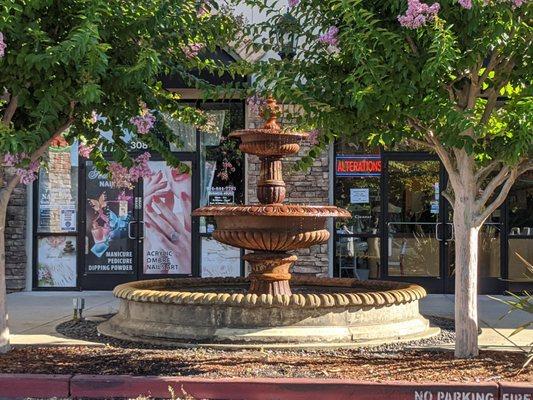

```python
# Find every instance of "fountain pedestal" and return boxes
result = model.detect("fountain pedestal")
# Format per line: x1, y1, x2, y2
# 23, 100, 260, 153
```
244, 252, 296, 295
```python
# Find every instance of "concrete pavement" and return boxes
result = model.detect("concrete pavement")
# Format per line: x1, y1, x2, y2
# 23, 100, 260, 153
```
7, 291, 117, 346
6, 291, 532, 349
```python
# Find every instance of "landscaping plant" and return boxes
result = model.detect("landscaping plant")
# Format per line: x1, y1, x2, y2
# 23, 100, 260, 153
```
0, 0, 239, 352
236, 0, 532, 357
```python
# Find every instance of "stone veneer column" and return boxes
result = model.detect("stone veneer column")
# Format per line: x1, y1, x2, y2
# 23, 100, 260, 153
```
245, 105, 331, 277
1, 168, 27, 293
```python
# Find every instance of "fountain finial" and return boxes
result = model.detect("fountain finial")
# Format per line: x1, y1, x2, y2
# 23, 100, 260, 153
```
260, 96, 281, 130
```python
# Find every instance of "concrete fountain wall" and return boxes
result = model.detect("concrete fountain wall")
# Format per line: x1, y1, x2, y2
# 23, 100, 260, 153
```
99, 277, 434, 347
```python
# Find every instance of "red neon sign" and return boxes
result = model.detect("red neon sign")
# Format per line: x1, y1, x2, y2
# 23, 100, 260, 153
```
336, 156, 381, 177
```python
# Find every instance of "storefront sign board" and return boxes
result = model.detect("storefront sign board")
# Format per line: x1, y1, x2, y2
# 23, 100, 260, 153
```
336, 155, 381, 177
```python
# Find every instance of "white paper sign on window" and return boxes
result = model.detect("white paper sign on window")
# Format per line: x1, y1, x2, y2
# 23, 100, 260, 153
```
350, 188, 370, 204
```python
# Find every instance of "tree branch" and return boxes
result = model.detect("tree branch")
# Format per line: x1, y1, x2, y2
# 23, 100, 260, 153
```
479, 88, 499, 126
478, 51, 499, 88
474, 160, 533, 226
474, 168, 517, 226
441, 188, 455, 205
475, 165, 510, 209
474, 159, 502, 182
405, 35, 419, 57
2, 95, 18, 125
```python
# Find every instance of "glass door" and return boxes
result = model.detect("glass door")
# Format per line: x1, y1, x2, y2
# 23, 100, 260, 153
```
80, 162, 140, 290
383, 155, 447, 292
139, 157, 196, 277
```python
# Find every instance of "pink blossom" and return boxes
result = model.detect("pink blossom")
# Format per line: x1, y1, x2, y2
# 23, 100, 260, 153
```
129, 152, 153, 181
398, 0, 440, 29
108, 162, 132, 189
318, 26, 339, 47
16, 161, 40, 185
183, 43, 204, 59
458, 0, 473, 8
288, 0, 300, 7
307, 129, 320, 145
0, 33, 6, 58
246, 94, 267, 114
130, 112, 156, 135
108, 152, 153, 189
217, 171, 229, 181
78, 143, 94, 158
3, 153, 19, 167
222, 161, 233, 169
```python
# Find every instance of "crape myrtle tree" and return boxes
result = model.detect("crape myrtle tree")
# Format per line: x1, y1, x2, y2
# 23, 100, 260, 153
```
0, 0, 239, 352
237, 0, 532, 357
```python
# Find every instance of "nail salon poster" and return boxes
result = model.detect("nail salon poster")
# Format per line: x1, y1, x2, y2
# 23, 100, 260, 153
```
143, 161, 192, 274
85, 164, 135, 274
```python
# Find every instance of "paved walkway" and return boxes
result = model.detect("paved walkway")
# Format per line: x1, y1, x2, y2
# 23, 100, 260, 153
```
6, 291, 532, 349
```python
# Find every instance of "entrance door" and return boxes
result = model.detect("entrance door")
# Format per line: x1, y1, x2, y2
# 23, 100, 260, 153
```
80, 155, 197, 290
382, 154, 450, 293
80, 162, 140, 290
138, 157, 196, 278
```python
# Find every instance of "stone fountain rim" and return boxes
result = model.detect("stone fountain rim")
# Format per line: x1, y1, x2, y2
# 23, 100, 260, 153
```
229, 128, 309, 139
192, 204, 351, 218
113, 277, 426, 309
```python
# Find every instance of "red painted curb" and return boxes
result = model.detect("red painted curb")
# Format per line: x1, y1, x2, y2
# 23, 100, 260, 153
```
0, 373, 71, 398
70, 375, 500, 400
499, 381, 533, 400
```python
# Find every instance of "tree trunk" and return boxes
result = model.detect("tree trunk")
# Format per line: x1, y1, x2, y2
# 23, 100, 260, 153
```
453, 193, 480, 358
0, 189, 11, 353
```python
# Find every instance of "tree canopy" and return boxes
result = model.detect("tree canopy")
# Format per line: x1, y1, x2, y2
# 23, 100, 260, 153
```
237, 0, 531, 174
0, 0, 239, 185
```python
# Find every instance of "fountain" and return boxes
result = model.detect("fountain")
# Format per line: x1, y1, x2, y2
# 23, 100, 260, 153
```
99, 98, 434, 347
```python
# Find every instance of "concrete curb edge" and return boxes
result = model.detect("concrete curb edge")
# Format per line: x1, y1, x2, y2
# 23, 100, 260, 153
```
0, 374, 529, 399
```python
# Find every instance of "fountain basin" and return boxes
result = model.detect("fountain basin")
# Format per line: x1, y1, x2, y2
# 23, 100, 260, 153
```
192, 204, 350, 251
229, 128, 308, 157
99, 277, 435, 347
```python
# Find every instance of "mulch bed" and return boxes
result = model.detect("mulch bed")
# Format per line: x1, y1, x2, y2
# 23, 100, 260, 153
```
0, 316, 529, 383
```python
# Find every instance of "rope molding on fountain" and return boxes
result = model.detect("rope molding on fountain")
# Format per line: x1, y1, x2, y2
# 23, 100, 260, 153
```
113, 277, 427, 308
192, 204, 352, 218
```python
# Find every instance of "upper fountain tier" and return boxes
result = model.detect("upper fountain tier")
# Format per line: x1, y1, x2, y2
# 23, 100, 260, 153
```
193, 96, 350, 253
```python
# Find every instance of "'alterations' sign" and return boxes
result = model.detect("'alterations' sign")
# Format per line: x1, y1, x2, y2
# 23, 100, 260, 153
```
336, 154, 382, 177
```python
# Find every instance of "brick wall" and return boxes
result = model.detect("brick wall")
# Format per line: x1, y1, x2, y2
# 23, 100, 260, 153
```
2, 168, 27, 293
245, 106, 331, 276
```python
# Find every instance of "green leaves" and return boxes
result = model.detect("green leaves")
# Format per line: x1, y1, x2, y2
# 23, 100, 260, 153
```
0, 0, 240, 171
239, 0, 531, 169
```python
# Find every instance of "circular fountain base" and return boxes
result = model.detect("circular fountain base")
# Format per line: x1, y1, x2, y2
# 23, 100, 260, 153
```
99, 277, 437, 348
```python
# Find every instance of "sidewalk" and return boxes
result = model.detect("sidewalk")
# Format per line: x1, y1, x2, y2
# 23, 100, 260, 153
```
7, 291, 117, 346
6, 291, 532, 349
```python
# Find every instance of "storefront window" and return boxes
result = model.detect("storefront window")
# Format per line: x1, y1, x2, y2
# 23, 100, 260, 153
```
36, 144, 79, 288
37, 145, 78, 233
507, 172, 533, 282
199, 105, 245, 232
387, 160, 440, 277
334, 142, 382, 279
143, 161, 192, 274
37, 236, 77, 287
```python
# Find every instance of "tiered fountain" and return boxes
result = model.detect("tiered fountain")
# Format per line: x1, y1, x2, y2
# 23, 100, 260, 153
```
100, 98, 434, 347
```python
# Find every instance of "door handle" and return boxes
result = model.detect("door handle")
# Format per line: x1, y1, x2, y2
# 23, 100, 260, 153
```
435, 223, 442, 241
138, 221, 145, 240
128, 221, 137, 239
